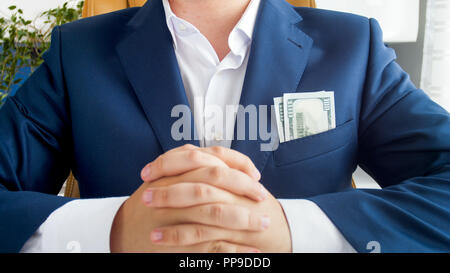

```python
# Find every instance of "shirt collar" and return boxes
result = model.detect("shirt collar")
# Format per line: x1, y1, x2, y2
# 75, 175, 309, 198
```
228, 0, 260, 57
162, 0, 261, 57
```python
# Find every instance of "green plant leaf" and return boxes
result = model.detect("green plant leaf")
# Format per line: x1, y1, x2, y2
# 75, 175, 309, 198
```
1, 1, 84, 98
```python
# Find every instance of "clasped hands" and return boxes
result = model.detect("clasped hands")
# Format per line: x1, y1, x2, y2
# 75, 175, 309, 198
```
110, 145, 292, 253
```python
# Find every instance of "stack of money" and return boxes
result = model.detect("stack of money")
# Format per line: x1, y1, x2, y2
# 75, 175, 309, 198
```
274, 91, 336, 143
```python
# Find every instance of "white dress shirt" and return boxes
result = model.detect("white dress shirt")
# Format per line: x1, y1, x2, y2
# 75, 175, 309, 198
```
21, 0, 355, 253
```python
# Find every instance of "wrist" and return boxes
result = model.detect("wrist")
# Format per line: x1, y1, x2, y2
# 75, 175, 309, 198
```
110, 200, 127, 253
276, 200, 293, 252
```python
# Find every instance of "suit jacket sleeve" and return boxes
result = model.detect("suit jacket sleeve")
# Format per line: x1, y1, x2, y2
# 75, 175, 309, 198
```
309, 19, 450, 252
0, 26, 73, 252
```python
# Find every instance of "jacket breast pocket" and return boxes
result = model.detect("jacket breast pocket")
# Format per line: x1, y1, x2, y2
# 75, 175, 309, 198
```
273, 119, 356, 166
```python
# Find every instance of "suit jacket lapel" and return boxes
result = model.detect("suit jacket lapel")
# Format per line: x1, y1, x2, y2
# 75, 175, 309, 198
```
231, 0, 314, 172
116, 0, 199, 152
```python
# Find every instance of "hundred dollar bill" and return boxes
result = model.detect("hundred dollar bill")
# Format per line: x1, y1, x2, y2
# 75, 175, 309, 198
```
273, 97, 285, 143
283, 91, 336, 142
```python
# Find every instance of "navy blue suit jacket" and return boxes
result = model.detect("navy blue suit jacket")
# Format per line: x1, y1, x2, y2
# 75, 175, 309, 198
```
1, 0, 449, 252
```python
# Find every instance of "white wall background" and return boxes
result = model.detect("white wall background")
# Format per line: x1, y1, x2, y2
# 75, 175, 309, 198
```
0, 0, 72, 17
316, 0, 420, 42
421, 0, 450, 112
0, 0, 79, 29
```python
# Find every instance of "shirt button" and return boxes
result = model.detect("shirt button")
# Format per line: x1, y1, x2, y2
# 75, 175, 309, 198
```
214, 131, 223, 141
178, 22, 187, 31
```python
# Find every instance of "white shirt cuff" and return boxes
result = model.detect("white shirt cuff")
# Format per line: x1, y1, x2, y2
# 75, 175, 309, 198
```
20, 196, 129, 253
278, 199, 356, 253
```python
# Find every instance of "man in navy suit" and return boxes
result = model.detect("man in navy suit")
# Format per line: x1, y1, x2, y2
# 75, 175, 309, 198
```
0, 0, 449, 253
